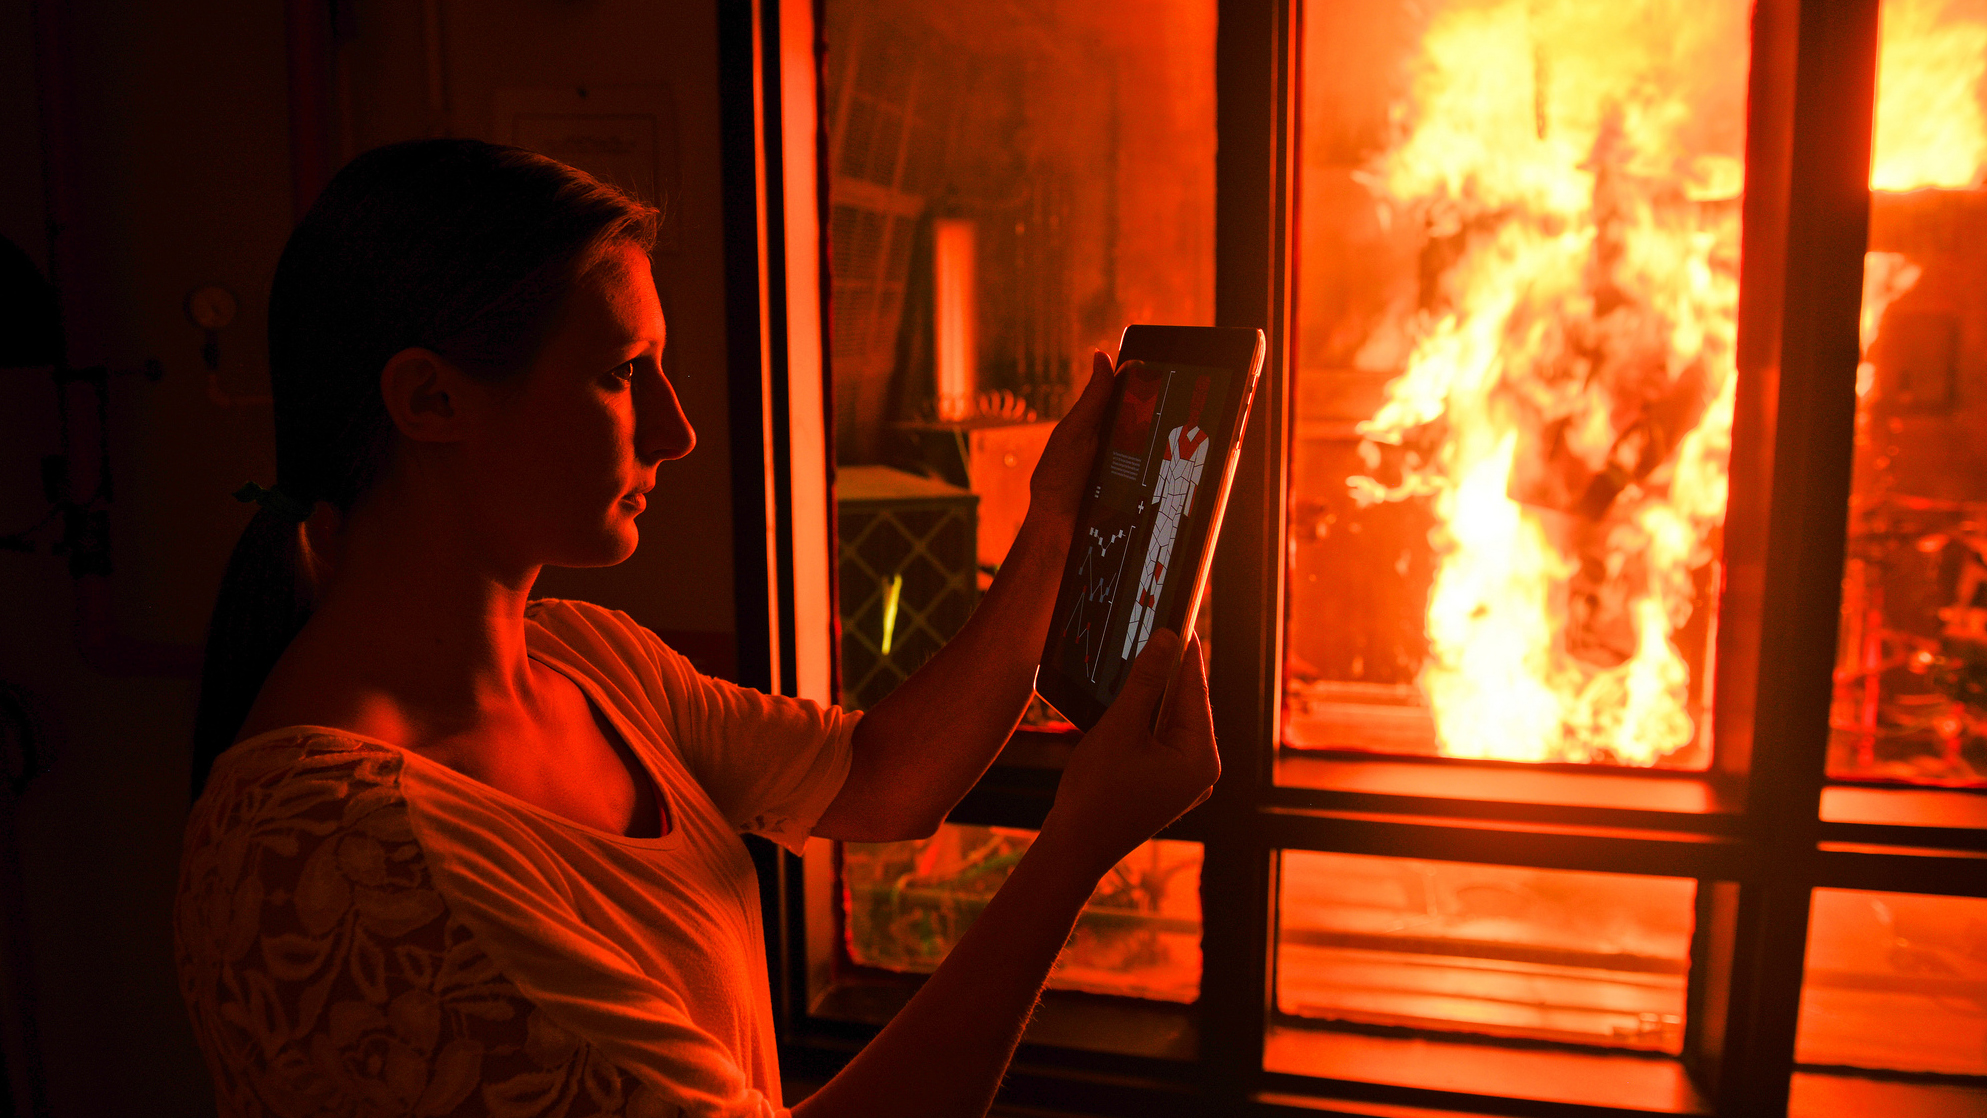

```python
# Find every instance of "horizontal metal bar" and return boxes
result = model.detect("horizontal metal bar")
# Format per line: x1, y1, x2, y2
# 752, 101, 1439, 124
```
946, 768, 1217, 844
1819, 821, 1987, 855
1811, 844, 1987, 897
1261, 808, 1761, 881
1254, 1067, 1703, 1118
950, 784, 1987, 896
1268, 775, 1744, 838
1278, 926, 1689, 977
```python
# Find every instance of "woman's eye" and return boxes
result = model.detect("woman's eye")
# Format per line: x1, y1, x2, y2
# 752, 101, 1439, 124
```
612, 362, 637, 383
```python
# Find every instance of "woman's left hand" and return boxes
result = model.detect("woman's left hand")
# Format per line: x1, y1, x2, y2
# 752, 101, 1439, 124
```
821, 353, 1124, 842
1027, 350, 1123, 530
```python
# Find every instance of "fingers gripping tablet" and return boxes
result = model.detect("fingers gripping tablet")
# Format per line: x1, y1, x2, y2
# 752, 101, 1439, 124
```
1036, 325, 1265, 731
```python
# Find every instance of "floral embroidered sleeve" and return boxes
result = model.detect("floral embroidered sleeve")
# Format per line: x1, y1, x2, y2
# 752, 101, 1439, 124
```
175, 734, 675, 1118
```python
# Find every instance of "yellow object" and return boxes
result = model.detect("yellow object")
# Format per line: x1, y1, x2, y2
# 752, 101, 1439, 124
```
881, 572, 904, 655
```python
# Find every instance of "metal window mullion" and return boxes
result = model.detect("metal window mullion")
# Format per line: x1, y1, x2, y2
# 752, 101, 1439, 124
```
1713, 0, 1883, 1113
1206, 0, 1298, 1104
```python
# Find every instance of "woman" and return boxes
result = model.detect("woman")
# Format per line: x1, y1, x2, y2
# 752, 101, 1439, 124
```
175, 138, 1217, 1118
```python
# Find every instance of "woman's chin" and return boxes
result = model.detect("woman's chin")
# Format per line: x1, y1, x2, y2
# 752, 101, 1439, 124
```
602, 522, 642, 564
547, 523, 641, 569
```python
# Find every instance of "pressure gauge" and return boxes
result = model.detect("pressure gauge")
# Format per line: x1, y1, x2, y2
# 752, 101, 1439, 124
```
186, 285, 238, 330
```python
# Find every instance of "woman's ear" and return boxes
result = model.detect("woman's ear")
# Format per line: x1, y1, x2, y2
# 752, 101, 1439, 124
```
379, 347, 481, 442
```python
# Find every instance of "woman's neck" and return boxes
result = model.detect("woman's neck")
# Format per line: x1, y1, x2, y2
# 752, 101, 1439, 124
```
261, 484, 546, 745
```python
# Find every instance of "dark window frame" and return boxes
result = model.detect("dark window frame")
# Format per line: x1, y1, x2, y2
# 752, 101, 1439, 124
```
720, 1, 1987, 1115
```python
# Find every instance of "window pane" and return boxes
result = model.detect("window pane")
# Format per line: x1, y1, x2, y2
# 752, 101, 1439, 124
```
1285, 0, 1752, 768
1277, 851, 1695, 1053
824, 1, 1215, 714
1789, 1073, 1987, 1118
1830, 0, 1987, 787
1797, 888, 1987, 1076
842, 825, 1203, 1003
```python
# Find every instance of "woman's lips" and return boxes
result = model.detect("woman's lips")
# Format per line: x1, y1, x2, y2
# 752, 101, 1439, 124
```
622, 491, 647, 512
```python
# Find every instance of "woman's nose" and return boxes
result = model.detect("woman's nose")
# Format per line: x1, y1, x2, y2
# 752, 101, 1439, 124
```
636, 367, 697, 462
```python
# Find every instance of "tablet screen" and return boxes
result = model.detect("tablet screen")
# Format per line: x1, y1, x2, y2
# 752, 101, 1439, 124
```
1044, 360, 1233, 710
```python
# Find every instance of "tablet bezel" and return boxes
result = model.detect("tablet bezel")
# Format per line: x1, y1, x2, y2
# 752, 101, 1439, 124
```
1034, 324, 1266, 732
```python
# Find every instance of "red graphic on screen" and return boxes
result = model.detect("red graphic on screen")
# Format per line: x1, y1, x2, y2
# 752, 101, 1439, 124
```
1167, 377, 1212, 462
1110, 363, 1166, 455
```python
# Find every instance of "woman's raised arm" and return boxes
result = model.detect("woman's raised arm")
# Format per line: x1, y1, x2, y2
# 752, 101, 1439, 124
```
811, 351, 1122, 842
794, 630, 1219, 1118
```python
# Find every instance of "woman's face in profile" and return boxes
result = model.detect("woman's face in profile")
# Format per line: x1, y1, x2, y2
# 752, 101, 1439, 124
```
468, 241, 695, 570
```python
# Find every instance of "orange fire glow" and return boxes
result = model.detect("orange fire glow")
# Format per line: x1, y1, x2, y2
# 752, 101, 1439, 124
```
1870, 0, 1987, 191
1858, 252, 1922, 398
1346, 0, 1748, 765
1858, 0, 1985, 390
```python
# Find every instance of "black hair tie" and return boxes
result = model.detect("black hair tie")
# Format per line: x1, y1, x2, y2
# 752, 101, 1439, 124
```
233, 482, 313, 523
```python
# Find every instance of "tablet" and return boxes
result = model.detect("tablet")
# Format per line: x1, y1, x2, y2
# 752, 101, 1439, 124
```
1035, 325, 1266, 731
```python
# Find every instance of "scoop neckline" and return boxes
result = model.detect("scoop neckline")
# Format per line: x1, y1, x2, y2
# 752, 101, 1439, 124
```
227, 629, 682, 851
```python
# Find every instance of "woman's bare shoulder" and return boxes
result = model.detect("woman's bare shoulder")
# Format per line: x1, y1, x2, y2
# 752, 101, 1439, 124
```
233, 621, 413, 748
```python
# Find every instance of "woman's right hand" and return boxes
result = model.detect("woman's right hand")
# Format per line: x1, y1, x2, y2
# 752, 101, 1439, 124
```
1041, 630, 1220, 875
798, 629, 1218, 1118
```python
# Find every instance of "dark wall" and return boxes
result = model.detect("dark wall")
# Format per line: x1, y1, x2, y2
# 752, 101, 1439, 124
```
0, 2, 735, 1113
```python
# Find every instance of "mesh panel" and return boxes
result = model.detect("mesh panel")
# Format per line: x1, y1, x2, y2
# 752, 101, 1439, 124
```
837, 489, 978, 709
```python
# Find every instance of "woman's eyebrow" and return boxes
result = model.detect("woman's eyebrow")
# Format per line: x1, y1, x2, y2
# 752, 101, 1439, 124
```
602, 336, 662, 362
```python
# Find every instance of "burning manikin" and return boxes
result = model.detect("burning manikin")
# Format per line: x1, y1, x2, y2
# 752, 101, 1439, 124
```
1124, 376, 1212, 659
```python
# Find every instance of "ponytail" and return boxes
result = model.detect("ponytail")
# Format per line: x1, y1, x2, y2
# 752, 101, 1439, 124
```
190, 507, 315, 797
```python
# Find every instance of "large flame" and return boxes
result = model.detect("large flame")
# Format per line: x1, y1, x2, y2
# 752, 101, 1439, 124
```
1857, 0, 1984, 393
1871, 0, 1987, 191
1347, 0, 1746, 765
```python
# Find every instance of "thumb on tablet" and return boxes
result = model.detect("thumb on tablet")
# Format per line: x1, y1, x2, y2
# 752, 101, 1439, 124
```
1101, 629, 1181, 731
